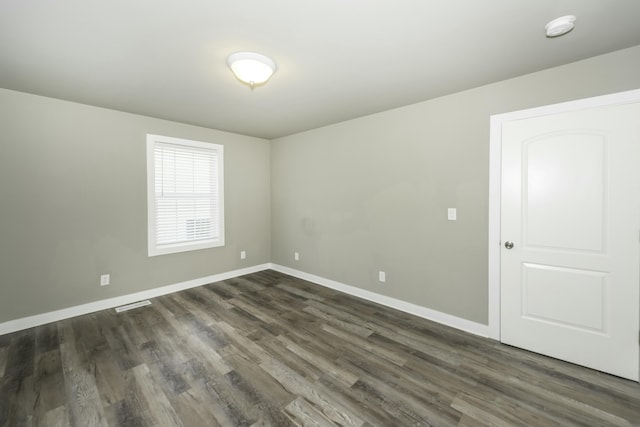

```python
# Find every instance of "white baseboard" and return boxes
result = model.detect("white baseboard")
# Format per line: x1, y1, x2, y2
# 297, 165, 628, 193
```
270, 264, 490, 338
1, 263, 489, 339
0, 263, 271, 336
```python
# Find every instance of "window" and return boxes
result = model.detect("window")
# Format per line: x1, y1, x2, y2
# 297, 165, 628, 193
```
147, 134, 224, 256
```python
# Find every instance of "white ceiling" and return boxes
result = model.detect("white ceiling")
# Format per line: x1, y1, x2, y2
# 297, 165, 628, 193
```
1, 1, 639, 139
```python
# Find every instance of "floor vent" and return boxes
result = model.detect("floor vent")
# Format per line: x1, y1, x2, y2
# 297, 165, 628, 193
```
115, 300, 152, 313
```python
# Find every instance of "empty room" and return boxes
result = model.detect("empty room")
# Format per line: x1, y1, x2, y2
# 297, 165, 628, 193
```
1, 1, 640, 426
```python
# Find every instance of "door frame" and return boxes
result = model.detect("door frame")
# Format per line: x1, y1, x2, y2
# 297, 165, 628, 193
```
488, 88, 640, 341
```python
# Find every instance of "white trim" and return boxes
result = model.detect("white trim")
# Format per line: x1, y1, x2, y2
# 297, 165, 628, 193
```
488, 88, 640, 341
271, 264, 489, 337
2, 262, 490, 339
488, 113, 503, 340
0, 264, 270, 336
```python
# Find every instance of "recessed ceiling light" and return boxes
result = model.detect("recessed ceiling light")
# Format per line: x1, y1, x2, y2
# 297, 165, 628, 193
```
226, 52, 277, 88
545, 15, 576, 38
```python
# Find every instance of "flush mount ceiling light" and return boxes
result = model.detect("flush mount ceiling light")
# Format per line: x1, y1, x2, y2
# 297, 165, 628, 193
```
545, 15, 576, 38
226, 52, 277, 88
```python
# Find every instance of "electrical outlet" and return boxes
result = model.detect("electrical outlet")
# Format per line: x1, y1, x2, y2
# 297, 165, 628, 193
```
294, 252, 300, 261
379, 271, 386, 283
240, 250, 246, 260
100, 274, 110, 286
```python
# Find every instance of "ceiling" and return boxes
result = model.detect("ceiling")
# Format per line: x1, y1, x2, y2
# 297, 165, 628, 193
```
1, 1, 639, 140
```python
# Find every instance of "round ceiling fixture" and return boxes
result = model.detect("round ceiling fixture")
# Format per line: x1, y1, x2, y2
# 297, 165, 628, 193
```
545, 15, 576, 38
226, 52, 277, 88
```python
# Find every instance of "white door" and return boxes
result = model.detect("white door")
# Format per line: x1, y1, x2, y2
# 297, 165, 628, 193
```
501, 102, 640, 381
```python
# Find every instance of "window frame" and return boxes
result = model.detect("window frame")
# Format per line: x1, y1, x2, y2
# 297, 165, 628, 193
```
146, 134, 225, 256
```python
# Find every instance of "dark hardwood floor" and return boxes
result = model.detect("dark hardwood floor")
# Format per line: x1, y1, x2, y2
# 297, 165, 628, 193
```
1, 270, 639, 426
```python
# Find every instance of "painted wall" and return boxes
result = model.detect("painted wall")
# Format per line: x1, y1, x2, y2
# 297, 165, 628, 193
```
0, 89, 271, 323
2, 45, 640, 328
270, 45, 640, 324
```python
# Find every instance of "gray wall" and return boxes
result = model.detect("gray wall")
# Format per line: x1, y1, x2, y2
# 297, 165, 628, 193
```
0, 89, 271, 323
271, 45, 640, 325
2, 46, 640, 327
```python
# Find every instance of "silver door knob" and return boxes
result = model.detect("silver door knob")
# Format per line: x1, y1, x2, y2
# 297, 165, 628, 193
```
505, 241, 514, 249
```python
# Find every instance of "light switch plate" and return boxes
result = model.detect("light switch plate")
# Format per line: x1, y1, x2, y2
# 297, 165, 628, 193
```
448, 208, 457, 221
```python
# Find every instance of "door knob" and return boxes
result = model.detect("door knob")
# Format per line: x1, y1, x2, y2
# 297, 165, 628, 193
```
505, 241, 514, 249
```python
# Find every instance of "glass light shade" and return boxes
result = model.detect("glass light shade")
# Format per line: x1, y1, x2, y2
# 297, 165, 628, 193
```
227, 52, 277, 86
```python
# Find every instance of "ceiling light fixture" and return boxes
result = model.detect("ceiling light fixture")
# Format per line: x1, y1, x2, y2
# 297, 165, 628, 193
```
545, 15, 576, 38
226, 52, 277, 88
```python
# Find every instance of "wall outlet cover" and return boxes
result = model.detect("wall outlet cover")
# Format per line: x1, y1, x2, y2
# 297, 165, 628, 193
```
100, 274, 110, 286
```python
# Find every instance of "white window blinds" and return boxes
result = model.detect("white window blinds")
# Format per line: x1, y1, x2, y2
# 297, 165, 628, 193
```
147, 135, 224, 256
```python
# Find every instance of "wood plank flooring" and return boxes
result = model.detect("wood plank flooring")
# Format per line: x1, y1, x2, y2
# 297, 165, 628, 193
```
1, 270, 639, 426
